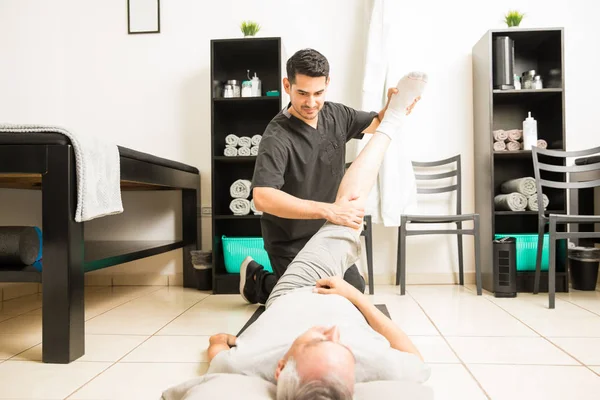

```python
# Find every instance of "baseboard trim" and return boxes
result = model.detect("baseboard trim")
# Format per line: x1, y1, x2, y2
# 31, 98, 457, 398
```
371, 272, 477, 285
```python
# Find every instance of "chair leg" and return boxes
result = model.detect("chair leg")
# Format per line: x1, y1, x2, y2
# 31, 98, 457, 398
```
457, 221, 464, 286
400, 220, 407, 296
533, 219, 545, 295
474, 215, 482, 296
365, 216, 374, 295
549, 219, 557, 309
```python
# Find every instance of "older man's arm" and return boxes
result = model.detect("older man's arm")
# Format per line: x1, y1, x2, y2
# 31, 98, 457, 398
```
315, 277, 423, 361
207, 333, 237, 362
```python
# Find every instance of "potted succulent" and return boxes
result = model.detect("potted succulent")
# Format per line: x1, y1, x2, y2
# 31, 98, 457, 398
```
240, 21, 261, 37
504, 10, 525, 27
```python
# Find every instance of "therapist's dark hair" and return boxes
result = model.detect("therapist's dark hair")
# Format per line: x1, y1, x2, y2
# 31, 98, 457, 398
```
286, 49, 330, 84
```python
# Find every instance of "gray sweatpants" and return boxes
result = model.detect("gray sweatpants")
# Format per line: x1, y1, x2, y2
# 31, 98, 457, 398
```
265, 222, 362, 309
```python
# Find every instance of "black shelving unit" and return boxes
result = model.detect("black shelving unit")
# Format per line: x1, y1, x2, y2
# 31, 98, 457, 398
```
472, 28, 568, 293
210, 37, 282, 294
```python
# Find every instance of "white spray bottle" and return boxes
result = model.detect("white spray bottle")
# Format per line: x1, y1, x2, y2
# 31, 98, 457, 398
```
251, 72, 262, 97
523, 112, 538, 150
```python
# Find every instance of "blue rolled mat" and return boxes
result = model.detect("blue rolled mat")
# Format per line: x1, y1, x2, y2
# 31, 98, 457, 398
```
0, 226, 43, 266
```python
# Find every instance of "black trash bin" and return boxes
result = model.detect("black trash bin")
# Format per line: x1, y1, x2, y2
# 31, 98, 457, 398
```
191, 250, 213, 291
568, 247, 600, 291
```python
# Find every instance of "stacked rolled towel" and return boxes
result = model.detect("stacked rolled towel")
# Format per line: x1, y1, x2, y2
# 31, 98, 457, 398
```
225, 134, 239, 147
229, 179, 253, 215
0, 226, 43, 266
224, 145, 237, 157
500, 177, 537, 197
493, 130, 508, 142
224, 134, 261, 157
493, 128, 524, 152
230, 179, 252, 199
506, 141, 521, 151
237, 136, 252, 156
494, 193, 528, 211
493, 141, 507, 151
506, 129, 522, 142
250, 199, 262, 215
230, 199, 251, 215
238, 146, 251, 156
536, 139, 548, 149
527, 194, 550, 211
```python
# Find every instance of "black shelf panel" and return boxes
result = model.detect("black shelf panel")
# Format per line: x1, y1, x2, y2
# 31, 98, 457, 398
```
493, 151, 532, 158
494, 210, 563, 216
213, 96, 280, 102
517, 271, 568, 293
214, 272, 240, 294
0, 265, 41, 283
84, 240, 184, 271
0, 241, 185, 281
493, 89, 562, 94
213, 156, 257, 163
214, 215, 261, 220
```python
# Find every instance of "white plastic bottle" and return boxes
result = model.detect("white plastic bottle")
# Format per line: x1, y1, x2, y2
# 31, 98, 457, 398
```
251, 72, 262, 97
523, 112, 538, 150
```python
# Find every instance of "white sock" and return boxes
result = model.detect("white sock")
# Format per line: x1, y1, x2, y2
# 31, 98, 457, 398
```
377, 71, 428, 138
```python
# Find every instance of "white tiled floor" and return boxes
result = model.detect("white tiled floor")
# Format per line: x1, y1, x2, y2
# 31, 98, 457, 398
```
0, 284, 599, 399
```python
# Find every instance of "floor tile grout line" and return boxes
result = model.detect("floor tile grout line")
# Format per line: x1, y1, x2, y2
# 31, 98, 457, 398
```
405, 288, 492, 400
63, 291, 214, 400
460, 285, 600, 376
3, 287, 169, 362
82, 286, 166, 323
554, 295, 600, 318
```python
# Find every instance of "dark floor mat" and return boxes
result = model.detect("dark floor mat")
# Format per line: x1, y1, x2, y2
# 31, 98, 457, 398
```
237, 304, 391, 337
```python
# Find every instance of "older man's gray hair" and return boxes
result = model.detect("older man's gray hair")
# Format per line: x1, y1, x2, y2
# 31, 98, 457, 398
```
276, 358, 353, 400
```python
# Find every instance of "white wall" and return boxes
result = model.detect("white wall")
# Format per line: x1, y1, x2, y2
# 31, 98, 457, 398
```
1, 0, 599, 285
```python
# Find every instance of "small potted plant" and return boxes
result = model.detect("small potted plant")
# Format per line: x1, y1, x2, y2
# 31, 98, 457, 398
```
240, 21, 261, 37
504, 10, 525, 27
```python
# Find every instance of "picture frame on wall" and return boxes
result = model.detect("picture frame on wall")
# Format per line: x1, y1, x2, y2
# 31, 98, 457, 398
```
127, 0, 160, 34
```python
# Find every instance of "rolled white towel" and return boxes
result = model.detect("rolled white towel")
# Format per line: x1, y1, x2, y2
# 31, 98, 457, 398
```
506, 129, 523, 142
494, 141, 507, 151
238, 136, 252, 148
536, 139, 548, 149
527, 194, 550, 211
224, 145, 238, 157
500, 177, 537, 196
494, 193, 528, 211
230, 179, 252, 199
230, 199, 251, 215
506, 141, 521, 151
493, 130, 508, 142
251, 134, 262, 146
250, 146, 259, 156
238, 146, 251, 156
225, 134, 239, 147
250, 199, 262, 215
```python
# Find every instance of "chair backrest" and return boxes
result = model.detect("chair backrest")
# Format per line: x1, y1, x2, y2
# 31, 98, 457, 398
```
532, 145, 600, 217
412, 154, 462, 215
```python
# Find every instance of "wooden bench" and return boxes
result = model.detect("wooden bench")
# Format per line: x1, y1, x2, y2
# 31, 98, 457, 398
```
0, 132, 200, 363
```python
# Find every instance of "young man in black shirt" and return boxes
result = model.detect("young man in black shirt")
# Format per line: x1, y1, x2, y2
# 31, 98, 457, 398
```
241, 48, 416, 304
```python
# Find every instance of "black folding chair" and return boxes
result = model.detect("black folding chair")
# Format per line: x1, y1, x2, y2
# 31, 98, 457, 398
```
532, 145, 600, 309
397, 155, 482, 296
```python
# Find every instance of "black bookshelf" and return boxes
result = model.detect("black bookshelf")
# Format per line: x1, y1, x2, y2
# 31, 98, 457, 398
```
472, 28, 568, 293
210, 37, 282, 294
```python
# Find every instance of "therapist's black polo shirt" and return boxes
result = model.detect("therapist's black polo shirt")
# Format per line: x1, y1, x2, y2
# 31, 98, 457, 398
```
251, 101, 378, 258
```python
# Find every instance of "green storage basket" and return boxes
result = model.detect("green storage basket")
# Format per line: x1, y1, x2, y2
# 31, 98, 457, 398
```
222, 236, 273, 273
494, 233, 566, 272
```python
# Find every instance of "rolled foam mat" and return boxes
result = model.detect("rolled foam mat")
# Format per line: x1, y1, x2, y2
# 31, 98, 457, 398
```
0, 226, 42, 266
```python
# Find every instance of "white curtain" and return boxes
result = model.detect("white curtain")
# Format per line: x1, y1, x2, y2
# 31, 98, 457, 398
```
355, 0, 418, 227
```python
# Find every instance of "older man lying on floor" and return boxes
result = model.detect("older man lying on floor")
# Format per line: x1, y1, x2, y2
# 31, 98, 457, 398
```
163, 72, 430, 400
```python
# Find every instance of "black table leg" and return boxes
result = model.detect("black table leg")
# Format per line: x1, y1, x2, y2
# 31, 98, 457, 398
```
182, 187, 198, 288
41, 145, 84, 363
